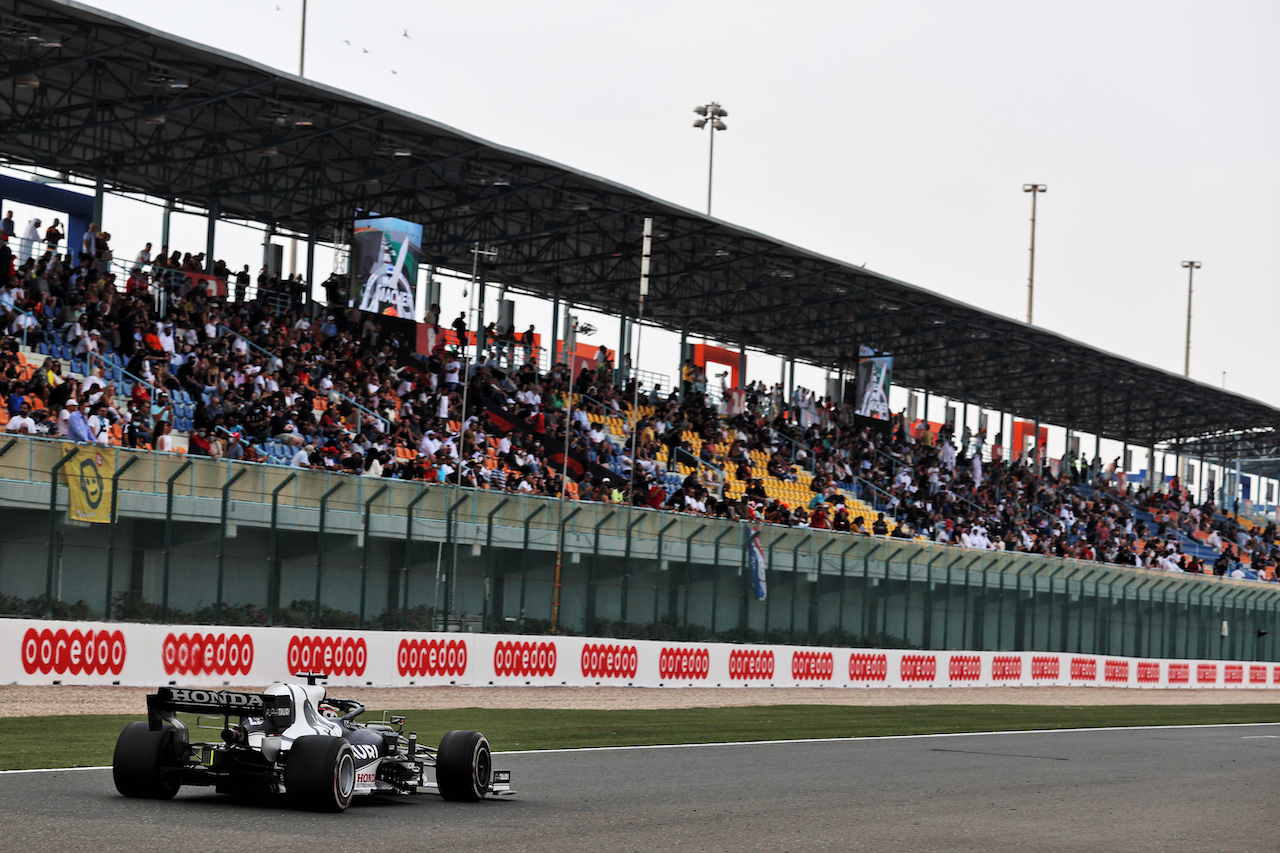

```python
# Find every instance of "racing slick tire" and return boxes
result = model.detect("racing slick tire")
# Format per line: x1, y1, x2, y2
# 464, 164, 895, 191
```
435, 730, 491, 802
285, 736, 357, 812
112, 721, 183, 800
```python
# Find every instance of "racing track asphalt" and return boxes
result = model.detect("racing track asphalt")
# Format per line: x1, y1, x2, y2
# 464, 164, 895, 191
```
2, 724, 1277, 853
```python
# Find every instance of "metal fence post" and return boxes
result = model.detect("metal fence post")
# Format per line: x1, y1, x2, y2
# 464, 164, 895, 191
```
900, 548, 919, 649
161, 460, 194, 622
710, 526, 735, 638
481, 497, 511, 631
922, 549, 947, 649
860, 544, 884, 644
552, 504, 582, 633
264, 471, 297, 624
813, 538, 837, 643
587, 510, 617, 635
764, 532, 789, 640
402, 487, 432, 630
216, 467, 248, 625
655, 517, 679, 629
312, 479, 347, 627
789, 534, 813, 644
45, 447, 79, 617
621, 513, 645, 631
682, 523, 707, 640
838, 540, 859, 637
103, 454, 139, 621
443, 491, 470, 632
518, 503, 547, 632
358, 484, 388, 628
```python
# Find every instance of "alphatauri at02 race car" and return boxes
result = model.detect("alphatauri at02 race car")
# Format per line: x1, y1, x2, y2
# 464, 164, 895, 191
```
112, 678, 513, 811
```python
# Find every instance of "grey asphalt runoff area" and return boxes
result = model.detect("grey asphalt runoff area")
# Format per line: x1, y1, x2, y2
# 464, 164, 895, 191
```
2, 725, 1276, 853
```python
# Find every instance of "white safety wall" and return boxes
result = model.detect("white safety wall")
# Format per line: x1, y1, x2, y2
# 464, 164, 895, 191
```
4, 618, 1277, 690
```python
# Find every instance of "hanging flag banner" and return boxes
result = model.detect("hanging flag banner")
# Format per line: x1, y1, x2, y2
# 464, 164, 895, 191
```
855, 345, 893, 420
61, 443, 114, 524
352, 216, 423, 318
748, 526, 767, 600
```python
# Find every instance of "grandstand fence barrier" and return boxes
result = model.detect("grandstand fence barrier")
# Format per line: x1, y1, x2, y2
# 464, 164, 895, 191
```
1, 435, 1279, 661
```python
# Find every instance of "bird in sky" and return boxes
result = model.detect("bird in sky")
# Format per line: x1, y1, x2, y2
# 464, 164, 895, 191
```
343, 39, 351, 46
363, 48, 370, 54
403, 30, 410, 38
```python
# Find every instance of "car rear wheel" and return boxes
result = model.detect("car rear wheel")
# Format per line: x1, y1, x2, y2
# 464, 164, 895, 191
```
436, 730, 491, 802
112, 721, 183, 800
285, 736, 357, 812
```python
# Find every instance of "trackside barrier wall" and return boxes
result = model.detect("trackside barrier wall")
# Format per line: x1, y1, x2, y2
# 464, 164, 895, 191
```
5, 618, 1278, 690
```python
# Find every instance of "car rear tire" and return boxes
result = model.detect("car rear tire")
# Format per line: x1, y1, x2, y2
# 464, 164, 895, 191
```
112, 721, 183, 800
436, 730, 491, 802
285, 736, 357, 812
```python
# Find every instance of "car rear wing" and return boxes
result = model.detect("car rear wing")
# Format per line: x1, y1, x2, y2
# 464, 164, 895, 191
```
147, 687, 294, 731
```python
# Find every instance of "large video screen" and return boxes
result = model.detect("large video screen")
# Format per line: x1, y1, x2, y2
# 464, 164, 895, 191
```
352, 216, 423, 318
855, 345, 893, 420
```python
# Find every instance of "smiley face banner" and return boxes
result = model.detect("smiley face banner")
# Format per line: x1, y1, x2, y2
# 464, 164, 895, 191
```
62, 443, 114, 524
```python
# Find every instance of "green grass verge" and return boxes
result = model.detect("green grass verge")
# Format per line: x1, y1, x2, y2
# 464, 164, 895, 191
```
6, 704, 1279, 772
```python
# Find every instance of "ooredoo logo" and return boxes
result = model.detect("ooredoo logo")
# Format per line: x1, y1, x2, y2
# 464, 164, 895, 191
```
900, 654, 937, 682
1070, 657, 1097, 681
728, 649, 774, 680
949, 655, 981, 681
1137, 661, 1160, 684
849, 653, 888, 681
398, 638, 466, 677
791, 650, 833, 681
659, 647, 710, 680
1031, 656, 1059, 680
1168, 663, 1190, 684
163, 632, 253, 676
287, 635, 365, 677
1104, 660, 1129, 683
1196, 663, 1217, 685
1224, 664, 1244, 685
581, 643, 638, 679
992, 655, 1022, 681
21, 627, 125, 676
493, 640, 556, 677
1249, 665, 1267, 685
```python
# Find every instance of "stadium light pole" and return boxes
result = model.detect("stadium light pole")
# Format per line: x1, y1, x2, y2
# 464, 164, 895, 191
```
693, 103, 728, 215
1022, 183, 1047, 324
456, 242, 497, 485
1182, 260, 1201, 377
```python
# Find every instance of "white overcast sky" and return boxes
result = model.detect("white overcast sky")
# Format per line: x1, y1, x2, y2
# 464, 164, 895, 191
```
57, 1, 1280, 416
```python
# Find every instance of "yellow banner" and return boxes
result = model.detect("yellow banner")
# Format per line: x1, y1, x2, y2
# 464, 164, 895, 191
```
62, 443, 114, 524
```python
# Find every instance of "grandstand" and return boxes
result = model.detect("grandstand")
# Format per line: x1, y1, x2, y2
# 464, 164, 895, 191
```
2, 0, 1280, 651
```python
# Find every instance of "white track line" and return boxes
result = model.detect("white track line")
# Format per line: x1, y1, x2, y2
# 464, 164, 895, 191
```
6, 721, 1278, 774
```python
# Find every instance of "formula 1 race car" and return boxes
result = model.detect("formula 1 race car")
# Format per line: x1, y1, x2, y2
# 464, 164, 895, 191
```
111, 677, 513, 811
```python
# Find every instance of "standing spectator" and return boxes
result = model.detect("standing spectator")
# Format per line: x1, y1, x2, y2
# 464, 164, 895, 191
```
44, 219, 63, 252
1, 211, 13, 238
81, 222, 97, 261
235, 265, 250, 302
135, 242, 152, 268
18, 218, 40, 264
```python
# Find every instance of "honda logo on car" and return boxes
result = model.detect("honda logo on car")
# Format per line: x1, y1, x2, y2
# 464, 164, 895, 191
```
493, 640, 556, 677
848, 652, 888, 681
397, 638, 466, 677
167, 688, 263, 708
791, 650, 833, 681
21, 627, 125, 676
163, 632, 253, 676
658, 647, 709, 679
728, 649, 774, 680
581, 643, 638, 679
287, 635, 366, 678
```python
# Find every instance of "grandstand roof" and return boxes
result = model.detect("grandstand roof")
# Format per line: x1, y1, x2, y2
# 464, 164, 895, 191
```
4, 0, 1280, 451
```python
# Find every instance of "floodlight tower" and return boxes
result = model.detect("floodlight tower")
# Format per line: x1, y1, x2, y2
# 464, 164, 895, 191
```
1182, 260, 1201, 377
693, 102, 728, 215
1022, 183, 1047, 324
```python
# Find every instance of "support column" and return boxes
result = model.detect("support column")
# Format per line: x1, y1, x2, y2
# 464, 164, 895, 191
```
738, 339, 747, 389
161, 198, 174, 255
305, 226, 316, 309
787, 350, 796, 402
475, 268, 487, 364
93, 170, 105, 227
618, 308, 629, 386
678, 319, 688, 404
205, 198, 218, 274
549, 282, 561, 365
262, 222, 276, 272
